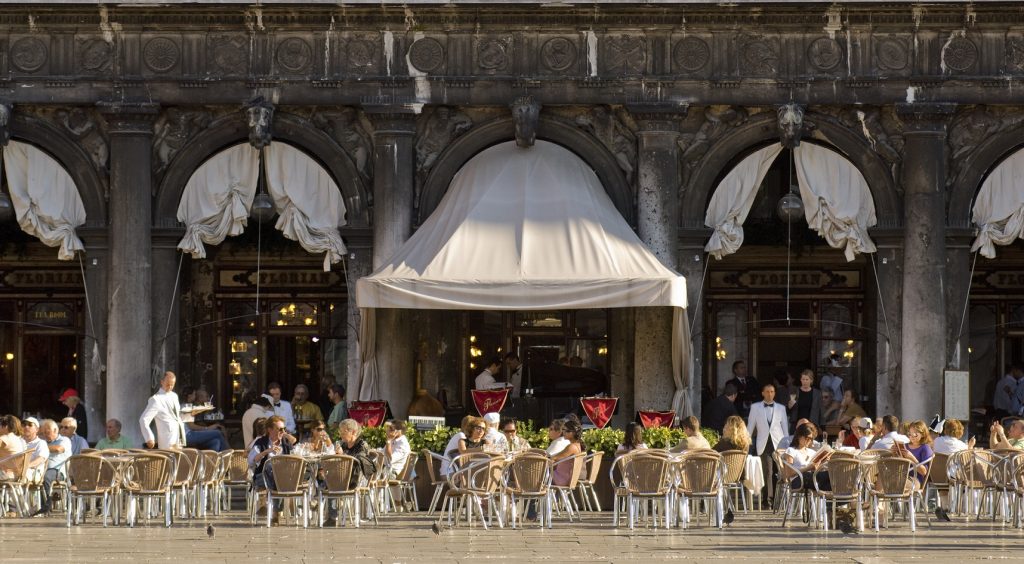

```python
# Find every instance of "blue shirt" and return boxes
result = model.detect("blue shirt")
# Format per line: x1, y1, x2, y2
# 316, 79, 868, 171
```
47, 435, 72, 472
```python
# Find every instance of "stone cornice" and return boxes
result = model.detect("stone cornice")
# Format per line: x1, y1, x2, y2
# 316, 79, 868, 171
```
97, 102, 160, 135
896, 103, 957, 132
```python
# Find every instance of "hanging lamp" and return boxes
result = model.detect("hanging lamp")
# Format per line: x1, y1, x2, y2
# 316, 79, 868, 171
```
249, 147, 276, 224
776, 149, 803, 224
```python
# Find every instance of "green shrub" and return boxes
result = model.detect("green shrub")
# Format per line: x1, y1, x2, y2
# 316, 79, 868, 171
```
582, 427, 624, 457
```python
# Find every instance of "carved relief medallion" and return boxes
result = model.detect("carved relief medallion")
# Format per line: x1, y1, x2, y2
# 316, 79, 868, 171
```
347, 38, 378, 70
540, 37, 577, 72
79, 39, 113, 72
408, 38, 445, 73
672, 37, 710, 72
207, 34, 248, 75
605, 35, 646, 75
943, 37, 978, 71
1007, 38, 1024, 74
807, 37, 843, 71
144, 37, 180, 73
10, 37, 48, 73
478, 36, 512, 71
276, 37, 312, 72
875, 37, 908, 71
738, 35, 778, 75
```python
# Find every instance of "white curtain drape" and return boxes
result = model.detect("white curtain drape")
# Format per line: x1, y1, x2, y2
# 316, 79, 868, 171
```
175, 144, 259, 259
3, 140, 86, 260
264, 144, 348, 272
670, 308, 693, 418
703, 144, 783, 260
794, 142, 877, 261
357, 308, 379, 401
971, 148, 1024, 258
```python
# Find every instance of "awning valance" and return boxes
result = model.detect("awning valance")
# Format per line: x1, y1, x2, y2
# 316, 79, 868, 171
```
971, 148, 1024, 259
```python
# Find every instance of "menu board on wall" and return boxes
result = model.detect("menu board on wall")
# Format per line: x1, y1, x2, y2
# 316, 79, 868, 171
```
944, 370, 970, 421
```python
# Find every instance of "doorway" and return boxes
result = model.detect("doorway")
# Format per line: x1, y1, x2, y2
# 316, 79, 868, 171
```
21, 334, 79, 419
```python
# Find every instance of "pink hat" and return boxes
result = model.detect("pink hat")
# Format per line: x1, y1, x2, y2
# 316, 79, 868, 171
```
58, 388, 80, 402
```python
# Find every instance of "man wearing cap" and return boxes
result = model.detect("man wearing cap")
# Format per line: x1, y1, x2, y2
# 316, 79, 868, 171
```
482, 412, 505, 450
850, 417, 874, 450
20, 417, 48, 478
59, 417, 89, 455
58, 388, 87, 440
868, 415, 910, 450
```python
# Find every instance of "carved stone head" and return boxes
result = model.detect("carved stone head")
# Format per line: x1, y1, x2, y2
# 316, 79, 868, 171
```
778, 103, 805, 149
510, 95, 541, 148
246, 98, 275, 149
0, 103, 10, 147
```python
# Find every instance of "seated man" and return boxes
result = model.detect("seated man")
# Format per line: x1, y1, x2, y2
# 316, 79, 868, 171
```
59, 418, 89, 455
990, 418, 1024, 450
868, 415, 910, 450
33, 419, 71, 516
247, 415, 293, 523
291, 384, 324, 436
189, 388, 229, 450
21, 417, 49, 481
95, 419, 132, 450
670, 416, 711, 452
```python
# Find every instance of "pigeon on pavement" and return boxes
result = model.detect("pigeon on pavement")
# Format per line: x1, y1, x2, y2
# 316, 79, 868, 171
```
206, 524, 215, 539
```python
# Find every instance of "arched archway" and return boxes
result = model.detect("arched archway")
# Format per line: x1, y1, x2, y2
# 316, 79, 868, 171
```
682, 111, 900, 229
419, 115, 634, 226
155, 111, 368, 228
948, 132, 1024, 228
10, 113, 107, 226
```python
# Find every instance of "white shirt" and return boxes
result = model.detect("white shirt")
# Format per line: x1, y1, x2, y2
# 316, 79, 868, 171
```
933, 435, 969, 455
270, 399, 296, 434
484, 427, 504, 448
241, 405, 272, 449
509, 365, 523, 398
474, 369, 503, 390
870, 431, 910, 450
139, 388, 187, 449
994, 374, 1018, 412
26, 437, 47, 463
547, 436, 570, 456
388, 435, 411, 475
785, 446, 817, 471
441, 432, 465, 476
858, 435, 871, 451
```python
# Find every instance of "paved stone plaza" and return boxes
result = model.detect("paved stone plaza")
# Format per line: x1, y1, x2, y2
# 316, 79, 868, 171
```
1, 511, 1021, 563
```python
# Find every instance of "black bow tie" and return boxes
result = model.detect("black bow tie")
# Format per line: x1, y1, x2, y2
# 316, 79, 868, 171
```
764, 403, 774, 408
273, 402, 281, 407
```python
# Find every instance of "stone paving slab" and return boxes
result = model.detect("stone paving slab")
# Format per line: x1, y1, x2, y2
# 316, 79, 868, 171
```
1, 510, 1022, 562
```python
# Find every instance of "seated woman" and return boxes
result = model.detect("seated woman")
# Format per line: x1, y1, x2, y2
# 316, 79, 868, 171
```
440, 415, 473, 476
302, 420, 335, 455
615, 422, 648, 456
783, 423, 832, 491
384, 420, 411, 478
933, 419, 973, 455
447, 416, 489, 462
551, 419, 584, 487
338, 418, 376, 489
713, 416, 752, 453
897, 420, 934, 484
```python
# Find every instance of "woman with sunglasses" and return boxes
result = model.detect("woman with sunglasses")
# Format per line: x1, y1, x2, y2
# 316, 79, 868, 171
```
499, 417, 531, 453
302, 420, 335, 455
456, 416, 490, 455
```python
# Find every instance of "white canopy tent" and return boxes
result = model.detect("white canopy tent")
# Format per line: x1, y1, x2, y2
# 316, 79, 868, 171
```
356, 141, 693, 416
704, 142, 877, 261
971, 147, 1024, 258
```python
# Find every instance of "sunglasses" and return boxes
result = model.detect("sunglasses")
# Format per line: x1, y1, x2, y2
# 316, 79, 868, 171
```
314, 427, 326, 432
502, 429, 517, 434
472, 426, 486, 431
273, 426, 286, 431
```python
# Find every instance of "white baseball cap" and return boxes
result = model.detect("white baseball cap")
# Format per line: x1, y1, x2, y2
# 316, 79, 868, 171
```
483, 412, 501, 425
23, 417, 39, 427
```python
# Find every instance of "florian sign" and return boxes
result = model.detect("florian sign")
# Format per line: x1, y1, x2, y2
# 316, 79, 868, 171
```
708, 269, 861, 291
217, 268, 347, 292
0, 269, 83, 292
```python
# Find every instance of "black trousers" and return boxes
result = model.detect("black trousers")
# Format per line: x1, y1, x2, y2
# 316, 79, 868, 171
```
759, 441, 776, 503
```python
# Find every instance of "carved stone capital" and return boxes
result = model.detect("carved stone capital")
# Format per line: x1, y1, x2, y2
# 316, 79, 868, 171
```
626, 103, 688, 132
896, 103, 956, 133
364, 108, 417, 137
96, 102, 159, 135
777, 102, 810, 149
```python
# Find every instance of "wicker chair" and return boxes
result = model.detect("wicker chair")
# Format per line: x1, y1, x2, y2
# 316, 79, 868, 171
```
718, 450, 749, 512
575, 451, 604, 512
1005, 453, 1024, 529
386, 451, 419, 512
776, 452, 817, 527
0, 450, 33, 517
974, 449, 1019, 522
674, 451, 725, 529
551, 452, 587, 522
422, 450, 449, 516
502, 453, 553, 528
868, 456, 930, 532
122, 453, 175, 528
436, 453, 506, 529
620, 452, 672, 529
220, 449, 251, 512
260, 455, 311, 528
194, 450, 222, 517
811, 457, 864, 532
64, 454, 119, 527
316, 455, 360, 527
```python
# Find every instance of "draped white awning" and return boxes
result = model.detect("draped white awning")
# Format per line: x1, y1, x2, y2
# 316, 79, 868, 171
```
3, 140, 86, 260
971, 148, 1024, 259
356, 141, 691, 414
175, 142, 347, 270
704, 142, 877, 262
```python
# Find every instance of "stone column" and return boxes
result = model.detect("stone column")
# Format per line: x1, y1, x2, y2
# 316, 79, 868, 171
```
869, 234, 903, 418
77, 228, 108, 443
99, 102, 159, 447
630, 108, 684, 415
897, 103, 955, 422
366, 109, 417, 417
152, 228, 184, 380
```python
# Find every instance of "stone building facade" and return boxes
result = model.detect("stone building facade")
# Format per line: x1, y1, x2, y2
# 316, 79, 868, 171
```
0, 2, 1021, 443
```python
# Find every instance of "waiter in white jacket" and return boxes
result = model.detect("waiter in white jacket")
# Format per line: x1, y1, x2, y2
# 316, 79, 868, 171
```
747, 382, 788, 507
139, 371, 187, 449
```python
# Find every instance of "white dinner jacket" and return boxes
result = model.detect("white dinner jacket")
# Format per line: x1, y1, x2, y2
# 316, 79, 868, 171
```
747, 401, 788, 455
138, 388, 187, 449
